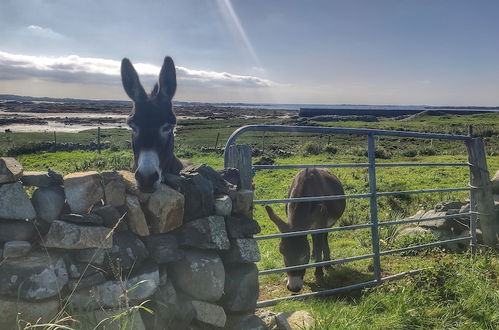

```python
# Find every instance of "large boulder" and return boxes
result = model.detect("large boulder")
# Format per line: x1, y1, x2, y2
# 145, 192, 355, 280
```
104, 231, 149, 273
0, 297, 60, 329
118, 170, 151, 203
221, 238, 260, 263
169, 249, 225, 302
0, 182, 36, 220
43, 220, 113, 249
145, 183, 184, 233
64, 171, 104, 213
179, 172, 215, 221
0, 251, 68, 300
220, 263, 259, 313
226, 214, 261, 238
181, 164, 229, 195
275, 311, 316, 330
0, 157, 23, 184
101, 170, 127, 207
142, 233, 183, 264
176, 215, 230, 250
125, 194, 150, 236
191, 300, 227, 328
0, 219, 37, 242
2, 240, 31, 259
31, 186, 66, 222
21, 171, 57, 187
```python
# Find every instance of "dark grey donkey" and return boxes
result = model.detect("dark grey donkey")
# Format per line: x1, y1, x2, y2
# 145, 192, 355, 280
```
121, 56, 186, 193
265, 168, 346, 292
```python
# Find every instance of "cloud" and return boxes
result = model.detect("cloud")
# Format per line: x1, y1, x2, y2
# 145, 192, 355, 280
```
0, 50, 278, 88
26, 25, 64, 39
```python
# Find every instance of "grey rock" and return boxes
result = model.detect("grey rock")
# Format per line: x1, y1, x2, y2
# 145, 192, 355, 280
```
417, 210, 468, 234
231, 189, 254, 217
0, 219, 36, 242
180, 172, 215, 221
67, 261, 102, 279
177, 215, 230, 250
276, 311, 316, 330
64, 171, 104, 213
0, 182, 36, 220
215, 194, 232, 216
118, 170, 151, 203
2, 240, 31, 258
68, 271, 106, 291
31, 186, 65, 222
70, 263, 159, 309
43, 220, 112, 249
181, 163, 229, 195
255, 309, 278, 330
145, 184, 184, 233
225, 314, 268, 330
75, 308, 146, 330
125, 194, 150, 236
0, 157, 23, 184
221, 238, 260, 263
61, 213, 104, 226
192, 300, 226, 328
21, 171, 53, 187
72, 247, 110, 266
92, 204, 124, 228
0, 251, 68, 300
226, 214, 261, 238
0, 297, 60, 329
169, 249, 225, 302
143, 274, 178, 329
217, 167, 240, 188
435, 201, 465, 211
221, 263, 259, 313
105, 231, 149, 273
143, 233, 183, 264
102, 170, 127, 207
398, 226, 433, 237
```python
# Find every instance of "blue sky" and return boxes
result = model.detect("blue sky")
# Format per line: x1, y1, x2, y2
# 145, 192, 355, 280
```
0, 0, 498, 105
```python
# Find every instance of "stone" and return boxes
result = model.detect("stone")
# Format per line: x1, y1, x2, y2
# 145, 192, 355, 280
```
177, 215, 230, 250
163, 173, 183, 189
118, 170, 151, 203
169, 249, 225, 302
226, 215, 261, 238
215, 194, 232, 216
92, 204, 124, 228
221, 238, 261, 263
64, 171, 104, 213
191, 300, 226, 328
220, 263, 259, 313
75, 308, 146, 330
275, 311, 316, 330
0, 251, 68, 300
31, 186, 65, 222
398, 226, 433, 237
105, 231, 149, 273
143, 233, 183, 264
43, 220, 112, 249
435, 201, 465, 211
417, 210, 468, 234
0, 182, 36, 220
61, 213, 104, 226
70, 263, 159, 309
0, 297, 60, 329
20, 171, 53, 187
0, 219, 36, 242
255, 309, 278, 330
73, 247, 110, 266
101, 170, 127, 207
68, 271, 107, 291
67, 261, 102, 279
179, 172, 215, 221
2, 240, 31, 258
181, 163, 229, 195
125, 194, 150, 236
225, 314, 268, 330
143, 274, 178, 329
231, 189, 254, 216
491, 170, 499, 194
0, 157, 23, 184
145, 184, 184, 233
217, 167, 240, 187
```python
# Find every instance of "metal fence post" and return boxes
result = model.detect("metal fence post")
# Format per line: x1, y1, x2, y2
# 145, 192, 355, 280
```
367, 134, 382, 282
225, 144, 253, 190
466, 137, 498, 247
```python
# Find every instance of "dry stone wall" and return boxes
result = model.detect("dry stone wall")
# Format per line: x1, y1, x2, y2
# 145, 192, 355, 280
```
0, 157, 265, 329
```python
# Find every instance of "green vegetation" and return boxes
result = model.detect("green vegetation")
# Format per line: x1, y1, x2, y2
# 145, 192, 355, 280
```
2, 112, 498, 329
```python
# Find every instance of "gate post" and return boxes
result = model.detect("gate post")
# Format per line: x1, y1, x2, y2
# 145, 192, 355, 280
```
225, 144, 253, 190
367, 134, 382, 282
466, 137, 498, 247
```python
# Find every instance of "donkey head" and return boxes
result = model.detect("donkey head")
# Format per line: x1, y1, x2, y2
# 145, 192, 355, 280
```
265, 206, 310, 292
121, 56, 177, 193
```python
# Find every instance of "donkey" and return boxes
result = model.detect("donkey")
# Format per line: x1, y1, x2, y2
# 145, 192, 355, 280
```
121, 56, 186, 193
264, 168, 346, 292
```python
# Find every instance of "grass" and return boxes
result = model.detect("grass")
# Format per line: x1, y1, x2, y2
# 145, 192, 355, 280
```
2, 112, 499, 329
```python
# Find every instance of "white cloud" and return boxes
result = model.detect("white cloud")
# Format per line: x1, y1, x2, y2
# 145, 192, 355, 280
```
26, 25, 64, 39
0, 50, 278, 88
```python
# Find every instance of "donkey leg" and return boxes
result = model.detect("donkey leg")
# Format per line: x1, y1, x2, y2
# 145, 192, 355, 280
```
322, 233, 332, 270
312, 234, 324, 279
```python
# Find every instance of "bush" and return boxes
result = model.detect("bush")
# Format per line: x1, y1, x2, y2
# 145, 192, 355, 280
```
301, 141, 323, 156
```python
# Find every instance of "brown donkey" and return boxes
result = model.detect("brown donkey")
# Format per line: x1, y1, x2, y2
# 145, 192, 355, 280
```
265, 168, 346, 292
121, 56, 186, 193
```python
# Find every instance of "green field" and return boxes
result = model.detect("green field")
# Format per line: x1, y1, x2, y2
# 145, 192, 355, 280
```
2, 112, 498, 329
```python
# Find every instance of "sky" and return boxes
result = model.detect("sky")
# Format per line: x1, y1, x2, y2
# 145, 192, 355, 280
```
1, 0, 499, 106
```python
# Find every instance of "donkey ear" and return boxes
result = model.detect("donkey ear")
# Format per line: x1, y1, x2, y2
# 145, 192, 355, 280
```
121, 58, 148, 103
265, 206, 290, 232
157, 56, 177, 103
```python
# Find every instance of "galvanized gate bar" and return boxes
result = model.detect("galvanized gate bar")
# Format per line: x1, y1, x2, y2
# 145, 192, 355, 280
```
253, 162, 469, 170
378, 212, 472, 227
379, 237, 472, 256
255, 223, 373, 240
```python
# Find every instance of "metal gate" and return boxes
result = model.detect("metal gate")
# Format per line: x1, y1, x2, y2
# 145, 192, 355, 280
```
223, 125, 497, 307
